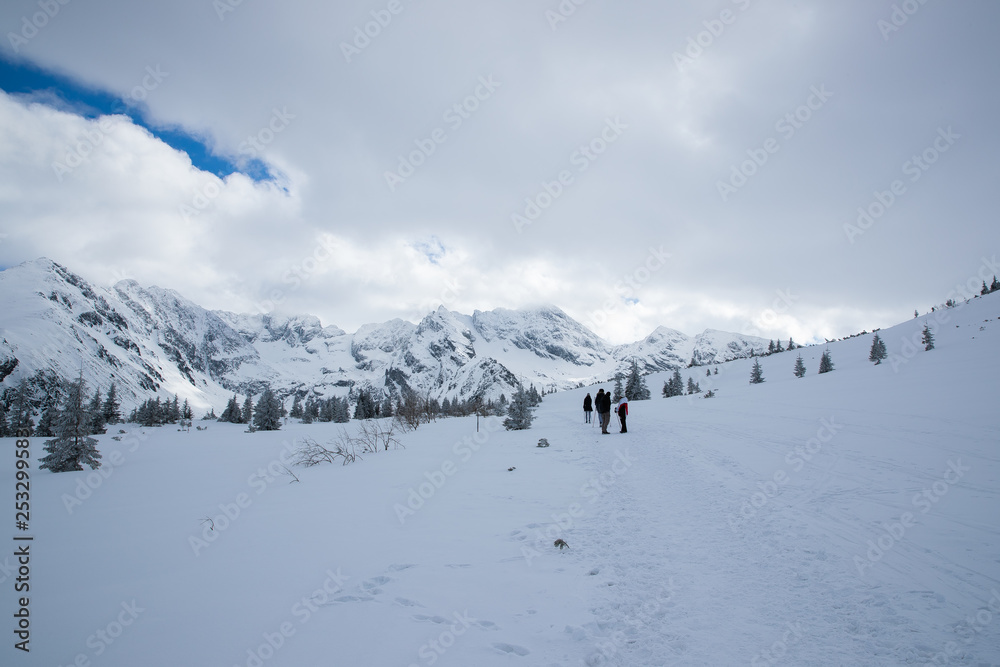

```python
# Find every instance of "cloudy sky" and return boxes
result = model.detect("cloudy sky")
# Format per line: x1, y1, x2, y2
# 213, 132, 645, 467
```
1, 0, 998, 344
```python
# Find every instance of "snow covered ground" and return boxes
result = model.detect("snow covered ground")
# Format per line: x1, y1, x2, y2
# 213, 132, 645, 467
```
2, 293, 999, 666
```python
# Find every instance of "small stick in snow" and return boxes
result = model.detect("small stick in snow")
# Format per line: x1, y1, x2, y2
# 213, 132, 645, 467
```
554, 539, 569, 550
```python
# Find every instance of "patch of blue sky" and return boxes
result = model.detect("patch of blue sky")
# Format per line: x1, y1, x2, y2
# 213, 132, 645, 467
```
0, 55, 274, 182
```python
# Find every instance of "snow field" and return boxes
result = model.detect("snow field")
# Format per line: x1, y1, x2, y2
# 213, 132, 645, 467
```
1, 292, 999, 665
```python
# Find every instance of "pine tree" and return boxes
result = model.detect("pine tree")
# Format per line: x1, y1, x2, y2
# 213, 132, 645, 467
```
527, 384, 542, 406
686, 377, 697, 394
922, 324, 935, 351
818, 349, 834, 374
612, 373, 624, 402
252, 387, 283, 431
219, 395, 242, 423
36, 398, 59, 437
181, 399, 193, 421
333, 396, 351, 423
9, 379, 35, 435
981, 281, 990, 296
381, 396, 394, 418
624, 360, 651, 400
775, 340, 784, 353
749, 359, 765, 384
503, 383, 533, 431
39, 376, 102, 473
101, 382, 121, 425
991, 276, 1000, 292
706, 369, 711, 377
304, 397, 320, 422
167, 394, 181, 423
354, 389, 377, 420
768, 340, 775, 355
793, 355, 806, 378
427, 397, 441, 417
88, 388, 107, 434
289, 395, 304, 419
868, 333, 887, 365
668, 369, 684, 397
241, 395, 254, 424
0, 403, 9, 437
788, 337, 795, 350
134, 398, 164, 427
662, 369, 683, 398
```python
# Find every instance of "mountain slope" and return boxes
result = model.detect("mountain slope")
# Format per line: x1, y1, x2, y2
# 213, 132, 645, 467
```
0, 258, 774, 412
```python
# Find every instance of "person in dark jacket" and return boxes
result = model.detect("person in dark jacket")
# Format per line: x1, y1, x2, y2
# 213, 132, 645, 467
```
596, 388, 612, 434
583, 393, 593, 423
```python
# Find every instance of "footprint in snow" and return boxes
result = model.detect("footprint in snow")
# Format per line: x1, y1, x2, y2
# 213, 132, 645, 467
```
387, 563, 417, 572
394, 597, 425, 608
363, 576, 392, 589
332, 595, 374, 603
412, 614, 451, 624
493, 643, 530, 656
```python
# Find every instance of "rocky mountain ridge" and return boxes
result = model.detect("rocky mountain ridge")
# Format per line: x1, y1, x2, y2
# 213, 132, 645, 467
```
0, 258, 773, 411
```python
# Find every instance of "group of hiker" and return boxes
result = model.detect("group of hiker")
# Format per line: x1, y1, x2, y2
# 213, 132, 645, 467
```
583, 389, 627, 434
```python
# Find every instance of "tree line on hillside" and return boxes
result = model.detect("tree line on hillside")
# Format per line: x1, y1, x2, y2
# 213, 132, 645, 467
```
0, 376, 121, 439
745, 321, 937, 386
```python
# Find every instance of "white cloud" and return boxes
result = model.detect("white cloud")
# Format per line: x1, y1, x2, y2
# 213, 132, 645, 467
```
1, 1, 999, 345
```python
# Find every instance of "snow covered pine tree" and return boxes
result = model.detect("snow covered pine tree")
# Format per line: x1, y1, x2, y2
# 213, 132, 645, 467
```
503, 383, 534, 430
39, 376, 102, 473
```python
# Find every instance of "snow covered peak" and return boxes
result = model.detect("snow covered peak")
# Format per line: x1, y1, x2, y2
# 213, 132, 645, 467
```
0, 258, 781, 412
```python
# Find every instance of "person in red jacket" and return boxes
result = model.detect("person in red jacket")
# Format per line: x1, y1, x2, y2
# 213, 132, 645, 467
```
615, 397, 628, 433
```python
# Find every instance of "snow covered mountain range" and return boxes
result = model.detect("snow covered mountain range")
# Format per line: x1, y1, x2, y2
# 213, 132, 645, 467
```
0, 258, 773, 412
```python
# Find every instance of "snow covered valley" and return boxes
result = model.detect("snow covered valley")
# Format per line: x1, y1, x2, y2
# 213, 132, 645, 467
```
2, 293, 999, 666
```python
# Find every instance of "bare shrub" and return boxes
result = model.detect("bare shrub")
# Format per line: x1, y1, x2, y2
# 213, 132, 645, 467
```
295, 420, 402, 468
294, 437, 350, 467
356, 419, 402, 453
394, 389, 424, 431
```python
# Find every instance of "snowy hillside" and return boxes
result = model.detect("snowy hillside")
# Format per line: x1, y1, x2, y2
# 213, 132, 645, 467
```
1, 289, 997, 665
0, 258, 774, 413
